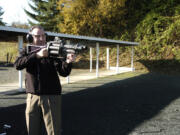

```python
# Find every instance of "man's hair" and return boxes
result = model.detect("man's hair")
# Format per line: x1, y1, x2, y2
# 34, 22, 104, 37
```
29, 25, 44, 33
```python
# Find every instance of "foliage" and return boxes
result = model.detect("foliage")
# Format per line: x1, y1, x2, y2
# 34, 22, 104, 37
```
11, 22, 30, 29
134, 0, 180, 61
57, 0, 180, 71
52, 0, 180, 72
24, 0, 60, 32
57, 0, 127, 37
1, 0, 180, 73
0, 6, 5, 25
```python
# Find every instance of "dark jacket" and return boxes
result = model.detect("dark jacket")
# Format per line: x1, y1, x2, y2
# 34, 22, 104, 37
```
14, 48, 72, 95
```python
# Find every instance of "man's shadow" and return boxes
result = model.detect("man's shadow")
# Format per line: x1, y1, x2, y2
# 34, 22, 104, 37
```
62, 73, 180, 135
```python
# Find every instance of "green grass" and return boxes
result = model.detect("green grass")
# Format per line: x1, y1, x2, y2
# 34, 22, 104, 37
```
0, 42, 19, 64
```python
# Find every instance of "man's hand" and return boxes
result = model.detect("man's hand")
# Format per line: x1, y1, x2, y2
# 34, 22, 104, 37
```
66, 53, 76, 63
36, 48, 48, 58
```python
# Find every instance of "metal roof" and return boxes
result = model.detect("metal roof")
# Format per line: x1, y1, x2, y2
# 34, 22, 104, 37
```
0, 25, 139, 46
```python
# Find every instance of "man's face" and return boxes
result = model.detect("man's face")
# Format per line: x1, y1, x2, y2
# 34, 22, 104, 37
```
31, 28, 46, 46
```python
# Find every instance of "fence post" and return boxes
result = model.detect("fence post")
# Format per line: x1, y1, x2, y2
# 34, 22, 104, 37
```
106, 47, 110, 70
18, 36, 23, 91
96, 43, 99, 77
90, 47, 93, 72
116, 45, 119, 74
131, 46, 134, 71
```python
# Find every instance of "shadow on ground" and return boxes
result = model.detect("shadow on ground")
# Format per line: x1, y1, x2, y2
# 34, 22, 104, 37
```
0, 104, 26, 135
139, 59, 180, 74
62, 73, 180, 135
0, 72, 180, 135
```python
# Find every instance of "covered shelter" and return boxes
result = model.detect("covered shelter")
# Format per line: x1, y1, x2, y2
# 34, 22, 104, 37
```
0, 25, 139, 91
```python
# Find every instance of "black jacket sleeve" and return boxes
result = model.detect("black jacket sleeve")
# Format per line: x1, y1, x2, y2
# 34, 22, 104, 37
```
54, 58, 72, 77
14, 48, 38, 70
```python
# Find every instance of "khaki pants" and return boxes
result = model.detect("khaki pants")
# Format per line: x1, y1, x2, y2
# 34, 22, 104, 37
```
26, 93, 62, 135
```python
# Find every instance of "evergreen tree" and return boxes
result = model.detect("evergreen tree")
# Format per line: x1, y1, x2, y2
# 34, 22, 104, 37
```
24, 0, 60, 32
0, 7, 5, 25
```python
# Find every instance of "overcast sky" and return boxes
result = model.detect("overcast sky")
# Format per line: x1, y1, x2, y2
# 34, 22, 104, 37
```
0, 0, 34, 25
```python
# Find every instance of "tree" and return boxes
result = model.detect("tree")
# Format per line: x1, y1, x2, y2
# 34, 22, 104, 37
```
24, 0, 60, 32
0, 6, 5, 25
11, 22, 30, 29
57, 0, 127, 38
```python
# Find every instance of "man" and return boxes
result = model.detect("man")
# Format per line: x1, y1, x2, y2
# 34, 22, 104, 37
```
14, 26, 75, 135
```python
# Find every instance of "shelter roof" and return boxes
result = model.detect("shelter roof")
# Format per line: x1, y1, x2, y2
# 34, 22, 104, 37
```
0, 26, 139, 46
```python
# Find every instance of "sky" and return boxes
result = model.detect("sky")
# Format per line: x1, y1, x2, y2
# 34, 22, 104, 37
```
0, 0, 34, 25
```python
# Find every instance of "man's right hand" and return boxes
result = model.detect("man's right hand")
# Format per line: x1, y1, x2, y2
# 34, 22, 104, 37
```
36, 48, 48, 58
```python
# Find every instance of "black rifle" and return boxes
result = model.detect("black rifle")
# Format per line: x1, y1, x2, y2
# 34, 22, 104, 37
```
26, 37, 87, 59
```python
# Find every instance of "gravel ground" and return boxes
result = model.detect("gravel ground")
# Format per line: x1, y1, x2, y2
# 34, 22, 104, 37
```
0, 67, 20, 84
0, 71, 180, 135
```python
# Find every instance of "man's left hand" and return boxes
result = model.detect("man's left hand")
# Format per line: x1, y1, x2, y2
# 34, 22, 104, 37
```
66, 53, 76, 63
